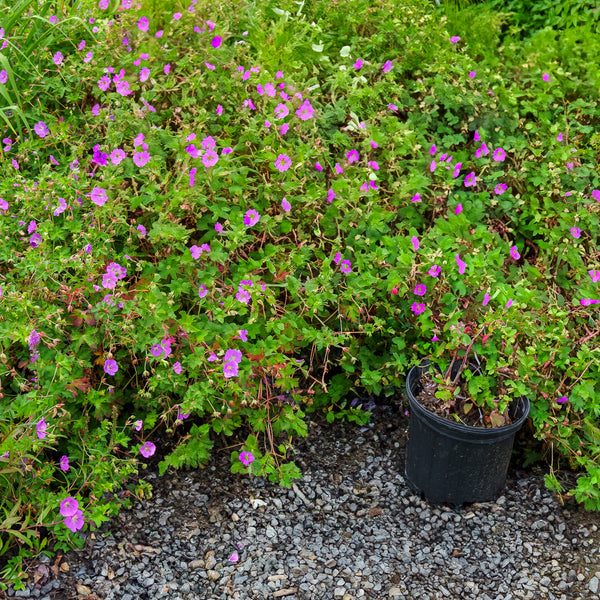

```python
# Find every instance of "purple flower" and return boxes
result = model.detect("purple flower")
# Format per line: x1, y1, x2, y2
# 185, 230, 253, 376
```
450, 36, 460, 43
133, 150, 150, 167
411, 236, 419, 250
581, 298, 600, 306
483, 292, 491, 306
90, 187, 107, 206
382, 60, 393, 73
557, 396, 568, 403
64, 510, 85, 533
428, 265, 441, 277
244, 209, 260, 227
238, 329, 248, 342
296, 99, 314, 120
411, 193, 421, 203
346, 149, 359, 163
239, 451, 254, 466
274, 154, 292, 172
542, 73, 550, 82
340, 260, 352, 274
202, 149, 219, 168
224, 349, 243, 363
411, 302, 426, 315
60, 455, 70, 471
173, 362, 182, 374
151, 344, 163, 357
510, 246, 520, 260
229, 552, 240, 562
571, 227, 581, 239
198, 284, 208, 298
464, 172, 476, 187
133, 420, 143, 431
211, 35, 222, 48
414, 284, 426, 296
34, 121, 49, 138
493, 147, 505, 162
30, 233, 42, 248
506, 299, 513, 308
354, 58, 363, 69
281, 197, 291, 212
104, 359, 118, 376
116, 79, 132, 96
455, 254, 466, 275
495, 183, 507, 195
137, 16, 149, 31
0, 69, 7, 84
53, 52, 64, 65
140, 441, 156, 457
455, 203, 463, 215
36, 418, 47, 440
60, 497, 79, 518
110, 148, 126, 165
589, 270, 600, 282
223, 361, 239, 378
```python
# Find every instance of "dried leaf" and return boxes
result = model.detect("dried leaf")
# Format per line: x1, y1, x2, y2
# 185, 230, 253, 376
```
490, 410, 506, 428
463, 402, 473, 415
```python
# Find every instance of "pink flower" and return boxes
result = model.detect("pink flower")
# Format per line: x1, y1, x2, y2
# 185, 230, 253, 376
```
464, 172, 476, 187
91, 187, 107, 206
450, 36, 460, 43
589, 270, 600, 282
510, 246, 520, 260
116, 79, 131, 96
295, 99, 314, 120
244, 209, 260, 227
469, 71, 476, 78
274, 154, 292, 172
133, 150, 150, 167
346, 149, 359, 163
455, 203, 463, 215
274, 103, 289, 119
140, 441, 156, 457
495, 183, 507, 195
428, 265, 441, 277
388, 104, 398, 112
36, 418, 47, 440
542, 73, 549, 82
281, 198, 291, 212
411, 236, 419, 250
53, 52, 64, 65
556, 396, 568, 403
493, 147, 505, 162
506, 299, 513, 308
430, 144, 436, 155
581, 298, 600, 306
238, 329, 248, 342
229, 552, 240, 562
60, 497, 79, 518
198, 284, 208, 298
335, 163, 344, 175
414, 283, 426, 296
137, 16, 149, 31
455, 254, 466, 274
110, 148, 126, 165
430, 160, 437, 172
474, 130, 480, 142
223, 361, 239, 378
593, 190, 600, 202
411, 302, 426, 315
202, 150, 219, 168
60, 456, 70, 471
211, 35, 222, 48
571, 227, 581, 239
382, 60, 393, 73
64, 510, 85, 533
239, 451, 254, 465
340, 260, 352, 274
104, 359, 118, 376
34, 121, 49, 137
140, 67, 150, 82
354, 58, 363, 69
483, 292, 491, 306
411, 193, 421, 203
133, 420, 143, 431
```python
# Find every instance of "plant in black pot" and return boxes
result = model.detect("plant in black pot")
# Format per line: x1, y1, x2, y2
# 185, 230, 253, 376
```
405, 317, 530, 505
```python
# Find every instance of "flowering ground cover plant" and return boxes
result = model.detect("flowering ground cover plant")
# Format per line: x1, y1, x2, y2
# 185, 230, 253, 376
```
1, 0, 600, 590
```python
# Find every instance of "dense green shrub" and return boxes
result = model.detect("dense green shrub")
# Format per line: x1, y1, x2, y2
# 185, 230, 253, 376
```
1, 0, 600, 591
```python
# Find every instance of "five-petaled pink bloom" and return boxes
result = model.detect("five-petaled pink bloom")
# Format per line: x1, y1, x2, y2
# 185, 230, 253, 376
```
133, 150, 150, 167
589, 270, 600, 282
340, 260, 352, 274
493, 148, 505, 162
428, 265, 441, 277
60, 497, 78, 518
464, 172, 476, 187
140, 441, 156, 457
104, 359, 118, 376
274, 154, 291, 172
411, 302, 426, 315
198, 284, 208, 298
53, 52, 64, 65
211, 35, 222, 48
223, 361, 239, 378
495, 183, 507, 195
411, 236, 419, 250
60, 455, 70, 471
483, 292, 491, 306
239, 451, 254, 466
411, 193, 421, 202
450, 36, 460, 43
571, 227, 581, 239
382, 60, 393, 73
244, 209, 260, 227
91, 187, 107, 206
137, 16, 149, 31
455, 254, 466, 274
557, 396, 568, 403
36, 418, 47, 440
510, 246, 520, 260
542, 73, 549, 81
34, 121, 49, 138
414, 284, 426, 296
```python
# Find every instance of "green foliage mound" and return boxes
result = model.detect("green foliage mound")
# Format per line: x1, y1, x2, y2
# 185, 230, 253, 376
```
0, 0, 599, 590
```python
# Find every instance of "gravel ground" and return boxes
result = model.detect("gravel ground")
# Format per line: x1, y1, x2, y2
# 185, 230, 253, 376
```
5, 402, 600, 600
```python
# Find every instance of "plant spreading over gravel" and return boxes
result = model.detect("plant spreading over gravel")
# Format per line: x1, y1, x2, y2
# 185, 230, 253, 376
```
1, 0, 600, 591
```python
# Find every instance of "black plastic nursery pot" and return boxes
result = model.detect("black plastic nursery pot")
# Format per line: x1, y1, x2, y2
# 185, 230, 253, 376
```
405, 359, 530, 505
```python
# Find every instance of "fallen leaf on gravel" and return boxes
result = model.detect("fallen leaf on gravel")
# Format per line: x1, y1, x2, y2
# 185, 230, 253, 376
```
75, 584, 91, 596
368, 507, 383, 517
59, 562, 70, 572
33, 563, 49, 584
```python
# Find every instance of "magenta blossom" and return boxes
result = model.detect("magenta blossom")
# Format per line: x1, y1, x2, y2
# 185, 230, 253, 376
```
239, 451, 254, 466
60, 455, 70, 471
382, 60, 393, 73
104, 359, 118, 376
455, 254, 466, 275
137, 16, 149, 31
464, 172, 476, 187
483, 292, 491, 306
60, 497, 79, 518
133, 150, 150, 167
411, 193, 421, 203
223, 361, 239, 378
557, 396, 568, 403
510, 246, 520, 260
91, 187, 107, 206
589, 270, 600, 282
450, 36, 460, 43
340, 260, 352, 274
495, 183, 507, 195
211, 35, 222, 48
140, 441, 156, 457
411, 302, 426, 315
244, 209, 260, 227
428, 265, 441, 277
274, 154, 292, 172
34, 121, 49, 137
493, 147, 505, 162
36, 418, 47, 440
414, 284, 426, 296
411, 236, 419, 250
296, 99, 314, 120
571, 227, 581, 239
